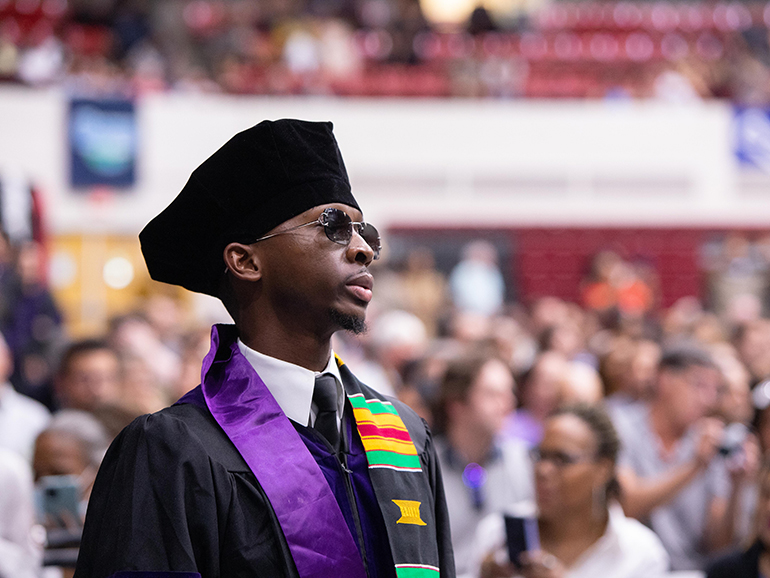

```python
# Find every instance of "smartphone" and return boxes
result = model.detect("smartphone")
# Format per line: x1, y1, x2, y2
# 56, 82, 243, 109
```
719, 422, 748, 456
504, 514, 540, 568
36, 475, 82, 529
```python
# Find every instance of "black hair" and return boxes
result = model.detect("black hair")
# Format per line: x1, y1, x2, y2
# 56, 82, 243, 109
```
57, 338, 117, 378
658, 343, 715, 373
552, 403, 622, 500
433, 346, 508, 435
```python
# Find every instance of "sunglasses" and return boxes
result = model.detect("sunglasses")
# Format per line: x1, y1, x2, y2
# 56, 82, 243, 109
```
250, 208, 381, 259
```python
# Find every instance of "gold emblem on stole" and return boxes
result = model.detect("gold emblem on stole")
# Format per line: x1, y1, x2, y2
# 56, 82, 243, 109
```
392, 500, 427, 526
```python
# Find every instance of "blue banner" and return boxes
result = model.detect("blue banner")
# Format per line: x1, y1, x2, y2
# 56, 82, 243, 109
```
69, 98, 137, 188
734, 106, 770, 173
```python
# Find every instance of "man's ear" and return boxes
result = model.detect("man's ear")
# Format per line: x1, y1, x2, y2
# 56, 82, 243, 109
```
223, 242, 262, 282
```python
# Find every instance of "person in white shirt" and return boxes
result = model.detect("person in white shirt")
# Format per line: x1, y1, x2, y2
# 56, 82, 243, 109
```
0, 332, 50, 462
0, 446, 42, 578
474, 404, 670, 578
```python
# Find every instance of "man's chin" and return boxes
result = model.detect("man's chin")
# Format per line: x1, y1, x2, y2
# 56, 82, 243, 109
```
329, 309, 367, 335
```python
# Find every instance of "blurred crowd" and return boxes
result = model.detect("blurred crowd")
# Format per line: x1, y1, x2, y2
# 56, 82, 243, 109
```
4, 231, 770, 576
4, 0, 770, 99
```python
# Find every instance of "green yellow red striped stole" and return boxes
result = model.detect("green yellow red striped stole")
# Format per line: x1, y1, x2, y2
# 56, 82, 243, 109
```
336, 355, 442, 578
393, 564, 440, 578
348, 393, 422, 472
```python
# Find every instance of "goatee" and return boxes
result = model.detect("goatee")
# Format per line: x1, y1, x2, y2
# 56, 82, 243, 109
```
329, 309, 367, 335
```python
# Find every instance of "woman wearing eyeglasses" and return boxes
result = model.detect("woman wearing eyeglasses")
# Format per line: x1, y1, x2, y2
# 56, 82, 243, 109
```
475, 404, 669, 578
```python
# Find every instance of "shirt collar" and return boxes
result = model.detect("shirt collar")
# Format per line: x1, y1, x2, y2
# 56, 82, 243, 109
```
236, 339, 343, 426
569, 502, 622, 569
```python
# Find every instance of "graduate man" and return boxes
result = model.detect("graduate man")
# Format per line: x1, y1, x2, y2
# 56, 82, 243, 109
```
74, 120, 455, 578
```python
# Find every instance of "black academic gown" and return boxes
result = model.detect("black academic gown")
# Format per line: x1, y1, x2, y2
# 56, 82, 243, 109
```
73, 379, 454, 578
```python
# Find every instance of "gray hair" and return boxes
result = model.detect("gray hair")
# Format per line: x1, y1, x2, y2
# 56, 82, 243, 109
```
44, 410, 110, 468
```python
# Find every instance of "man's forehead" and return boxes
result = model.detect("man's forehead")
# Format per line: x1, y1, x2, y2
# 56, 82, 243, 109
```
666, 363, 712, 377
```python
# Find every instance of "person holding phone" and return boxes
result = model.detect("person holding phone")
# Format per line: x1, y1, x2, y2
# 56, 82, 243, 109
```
706, 456, 770, 577
475, 404, 669, 578
0, 447, 41, 578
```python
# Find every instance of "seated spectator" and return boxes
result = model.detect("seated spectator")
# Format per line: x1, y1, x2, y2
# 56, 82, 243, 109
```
0, 446, 42, 578
474, 404, 669, 578
712, 350, 762, 543
625, 339, 661, 401
171, 326, 211, 402
398, 338, 467, 429
32, 410, 109, 578
0, 331, 50, 461
505, 351, 568, 447
5, 240, 64, 409
538, 316, 594, 368
703, 233, 769, 319
529, 298, 572, 339
488, 315, 538, 377
108, 313, 181, 395
449, 310, 495, 344
715, 350, 754, 427
349, 309, 429, 397
118, 354, 169, 416
449, 240, 506, 317
33, 410, 110, 513
753, 380, 770, 455
610, 344, 752, 571
581, 251, 654, 325
706, 457, 770, 578
141, 290, 185, 355
434, 350, 534, 578
601, 338, 661, 411
401, 246, 449, 337
560, 362, 603, 406
734, 319, 770, 385
54, 339, 121, 412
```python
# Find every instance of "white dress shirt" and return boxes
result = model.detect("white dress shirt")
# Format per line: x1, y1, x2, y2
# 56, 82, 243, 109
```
471, 503, 671, 578
0, 447, 42, 578
237, 339, 344, 427
0, 382, 50, 462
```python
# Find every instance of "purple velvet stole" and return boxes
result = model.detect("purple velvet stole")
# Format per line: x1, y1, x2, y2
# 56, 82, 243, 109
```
295, 412, 396, 578
195, 324, 367, 578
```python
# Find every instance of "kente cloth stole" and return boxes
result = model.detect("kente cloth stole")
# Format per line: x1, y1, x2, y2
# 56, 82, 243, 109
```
200, 325, 440, 578
338, 357, 441, 578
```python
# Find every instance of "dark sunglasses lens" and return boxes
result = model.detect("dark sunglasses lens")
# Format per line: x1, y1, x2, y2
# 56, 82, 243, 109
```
323, 209, 353, 244
360, 223, 381, 258
321, 209, 381, 258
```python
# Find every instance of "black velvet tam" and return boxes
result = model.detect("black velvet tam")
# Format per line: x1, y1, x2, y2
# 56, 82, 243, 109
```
139, 119, 360, 296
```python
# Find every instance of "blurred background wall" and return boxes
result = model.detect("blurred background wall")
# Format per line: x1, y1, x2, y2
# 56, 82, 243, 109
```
0, 92, 764, 336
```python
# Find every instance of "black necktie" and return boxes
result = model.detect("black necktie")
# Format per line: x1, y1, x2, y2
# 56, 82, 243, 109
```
313, 374, 339, 450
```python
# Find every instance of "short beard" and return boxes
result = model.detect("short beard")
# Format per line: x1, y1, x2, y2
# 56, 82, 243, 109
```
329, 309, 367, 335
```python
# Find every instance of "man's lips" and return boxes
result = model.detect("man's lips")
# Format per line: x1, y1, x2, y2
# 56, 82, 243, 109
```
346, 273, 374, 303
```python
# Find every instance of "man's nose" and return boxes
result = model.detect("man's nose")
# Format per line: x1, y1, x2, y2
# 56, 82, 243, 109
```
347, 230, 374, 265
